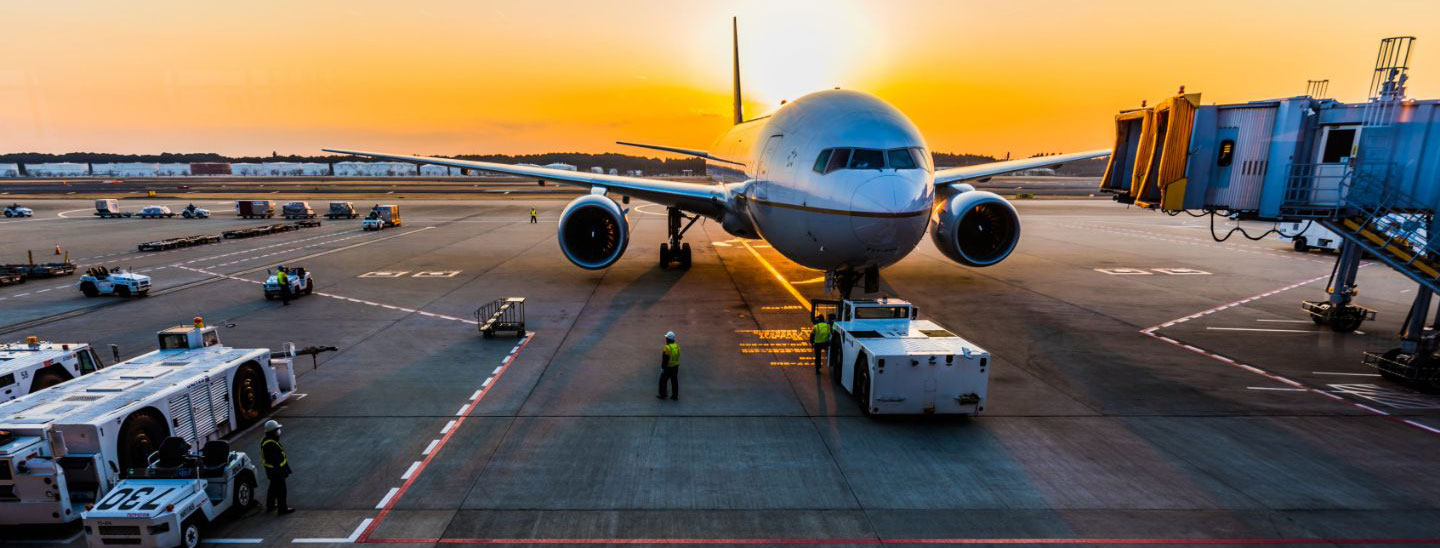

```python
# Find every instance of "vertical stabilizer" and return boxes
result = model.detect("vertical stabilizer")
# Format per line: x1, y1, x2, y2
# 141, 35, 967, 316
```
732, 17, 743, 125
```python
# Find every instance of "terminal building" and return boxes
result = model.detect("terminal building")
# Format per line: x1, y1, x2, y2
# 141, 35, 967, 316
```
1100, 37, 1440, 389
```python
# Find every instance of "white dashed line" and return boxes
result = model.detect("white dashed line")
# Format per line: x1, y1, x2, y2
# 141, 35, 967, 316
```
291, 518, 371, 544
400, 461, 421, 481
374, 487, 399, 509
469, 390, 482, 401
454, 404, 468, 416
441, 420, 456, 434
422, 439, 439, 455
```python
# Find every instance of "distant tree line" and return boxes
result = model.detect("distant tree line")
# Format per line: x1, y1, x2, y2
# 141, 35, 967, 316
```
0, 150, 1107, 177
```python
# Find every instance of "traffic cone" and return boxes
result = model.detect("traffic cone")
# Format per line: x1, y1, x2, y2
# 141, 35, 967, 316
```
54, 244, 62, 255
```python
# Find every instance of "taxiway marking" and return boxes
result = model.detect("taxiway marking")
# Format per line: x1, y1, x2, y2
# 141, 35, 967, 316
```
1206, 327, 1313, 333
739, 240, 811, 308
292, 519, 372, 544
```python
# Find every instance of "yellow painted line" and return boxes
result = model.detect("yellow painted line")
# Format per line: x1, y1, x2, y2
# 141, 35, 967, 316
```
739, 240, 811, 309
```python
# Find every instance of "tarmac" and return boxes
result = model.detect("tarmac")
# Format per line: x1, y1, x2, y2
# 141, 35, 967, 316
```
2, 197, 1439, 547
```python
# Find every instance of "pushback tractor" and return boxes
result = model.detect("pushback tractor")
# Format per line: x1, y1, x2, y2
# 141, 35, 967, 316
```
0, 337, 105, 402
814, 298, 990, 415
0, 319, 296, 526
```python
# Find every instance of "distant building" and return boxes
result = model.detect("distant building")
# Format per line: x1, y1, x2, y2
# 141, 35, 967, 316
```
1014, 167, 1056, 177
333, 161, 417, 177
230, 163, 263, 176
261, 162, 304, 176
0, 164, 18, 177
190, 162, 231, 176
420, 164, 457, 176
300, 163, 330, 176
589, 166, 604, 174
626, 169, 643, 177
155, 163, 191, 176
92, 163, 158, 177
544, 162, 577, 171
608, 168, 619, 175
681, 169, 694, 176
27, 163, 89, 177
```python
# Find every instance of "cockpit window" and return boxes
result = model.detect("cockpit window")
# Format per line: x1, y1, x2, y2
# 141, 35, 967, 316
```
825, 148, 851, 173
812, 149, 832, 173
815, 147, 930, 174
849, 149, 885, 170
887, 148, 917, 170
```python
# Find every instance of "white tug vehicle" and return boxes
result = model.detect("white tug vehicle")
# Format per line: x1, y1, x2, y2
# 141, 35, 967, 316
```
815, 298, 990, 415
0, 319, 296, 527
78, 266, 152, 298
81, 436, 256, 548
0, 337, 105, 402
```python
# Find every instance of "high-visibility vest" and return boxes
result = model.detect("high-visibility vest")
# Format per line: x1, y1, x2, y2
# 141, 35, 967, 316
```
262, 438, 288, 468
663, 343, 680, 368
530, 209, 537, 215
812, 322, 831, 344
276, 271, 288, 285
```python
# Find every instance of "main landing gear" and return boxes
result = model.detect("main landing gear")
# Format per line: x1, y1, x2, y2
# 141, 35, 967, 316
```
1364, 284, 1440, 393
1303, 240, 1375, 332
660, 207, 699, 270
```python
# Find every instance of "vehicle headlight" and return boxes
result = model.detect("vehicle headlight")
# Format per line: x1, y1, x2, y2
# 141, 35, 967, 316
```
148, 522, 170, 534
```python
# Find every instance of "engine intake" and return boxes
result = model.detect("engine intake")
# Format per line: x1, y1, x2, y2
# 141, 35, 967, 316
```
558, 194, 631, 269
930, 189, 1020, 267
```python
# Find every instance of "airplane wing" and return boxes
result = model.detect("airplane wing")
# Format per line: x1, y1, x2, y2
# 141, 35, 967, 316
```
933, 149, 1111, 185
615, 141, 745, 166
322, 148, 729, 217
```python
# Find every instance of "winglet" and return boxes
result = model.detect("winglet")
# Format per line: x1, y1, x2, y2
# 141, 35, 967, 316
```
732, 17, 743, 125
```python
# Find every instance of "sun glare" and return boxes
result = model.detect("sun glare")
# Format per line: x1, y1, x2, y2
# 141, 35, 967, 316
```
729, 0, 886, 108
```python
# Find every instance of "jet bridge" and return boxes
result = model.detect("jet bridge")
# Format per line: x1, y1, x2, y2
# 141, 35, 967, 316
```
1101, 37, 1440, 390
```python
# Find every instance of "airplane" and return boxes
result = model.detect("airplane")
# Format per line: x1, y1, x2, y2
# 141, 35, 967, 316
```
327, 18, 1109, 297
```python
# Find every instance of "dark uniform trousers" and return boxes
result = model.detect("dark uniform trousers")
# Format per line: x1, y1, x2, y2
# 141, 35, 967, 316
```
262, 435, 291, 510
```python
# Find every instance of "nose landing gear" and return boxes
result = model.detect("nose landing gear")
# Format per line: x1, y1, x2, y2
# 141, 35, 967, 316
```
661, 207, 700, 270
829, 266, 880, 300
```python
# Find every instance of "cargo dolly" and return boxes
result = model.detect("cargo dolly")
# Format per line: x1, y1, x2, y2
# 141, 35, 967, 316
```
137, 234, 221, 252
475, 297, 526, 338
0, 250, 77, 278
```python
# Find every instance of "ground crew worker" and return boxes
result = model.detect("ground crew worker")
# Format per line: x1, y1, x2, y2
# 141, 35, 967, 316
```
657, 331, 680, 400
261, 420, 295, 514
276, 266, 291, 306
530, 207, 538, 224
812, 315, 832, 374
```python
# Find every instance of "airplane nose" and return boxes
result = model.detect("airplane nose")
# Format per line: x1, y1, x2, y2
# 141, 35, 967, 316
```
849, 174, 915, 249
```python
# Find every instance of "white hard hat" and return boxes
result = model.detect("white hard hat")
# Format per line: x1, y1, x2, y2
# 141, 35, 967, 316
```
264, 420, 282, 432
665, 331, 676, 340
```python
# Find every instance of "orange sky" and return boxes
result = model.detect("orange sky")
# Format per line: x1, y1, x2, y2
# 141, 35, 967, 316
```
1, 0, 1436, 157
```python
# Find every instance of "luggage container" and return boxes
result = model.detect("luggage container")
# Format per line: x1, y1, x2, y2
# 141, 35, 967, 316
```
0, 320, 296, 525
235, 200, 275, 219
282, 201, 316, 219
325, 201, 358, 219
94, 199, 131, 219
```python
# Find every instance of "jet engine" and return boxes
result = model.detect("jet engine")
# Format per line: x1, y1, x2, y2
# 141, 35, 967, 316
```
930, 187, 1020, 267
558, 194, 631, 270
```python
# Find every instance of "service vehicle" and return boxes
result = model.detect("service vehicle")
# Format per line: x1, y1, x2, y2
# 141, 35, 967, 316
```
361, 204, 401, 231
235, 200, 275, 219
263, 267, 313, 300
138, 206, 175, 219
0, 320, 297, 525
814, 298, 989, 416
78, 266, 152, 297
95, 199, 133, 219
0, 268, 23, 287
324, 201, 358, 219
179, 204, 210, 219
281, 201, 316, 219
3, 204, 33, 218
81, 437, 256, 548
0, 336, 104, 401
1278, 221, 1342, 252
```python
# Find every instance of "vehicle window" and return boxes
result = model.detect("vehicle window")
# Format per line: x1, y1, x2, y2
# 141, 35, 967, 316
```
76, 349, 97, 373
825, 148, 851, 174
203, 331, 219, 347
887, 148, 917, 169
850, 149, 885, 170
0, 373, 13, 388
158, 334, 188, 350
853, 306, 909, 319
812, 149, 833, 173
912, 148, 932, 170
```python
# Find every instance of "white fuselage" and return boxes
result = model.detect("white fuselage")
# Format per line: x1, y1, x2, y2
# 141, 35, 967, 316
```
706, 89, 934, 272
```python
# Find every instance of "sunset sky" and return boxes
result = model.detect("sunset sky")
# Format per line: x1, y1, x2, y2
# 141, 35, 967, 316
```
2, 0, 1436, 158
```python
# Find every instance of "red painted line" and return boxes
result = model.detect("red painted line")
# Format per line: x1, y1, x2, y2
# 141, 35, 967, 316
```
357, 332, 535, 542
360, 537, 1440, 545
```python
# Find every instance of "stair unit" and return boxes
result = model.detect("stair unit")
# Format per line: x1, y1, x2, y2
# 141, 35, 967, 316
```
1101, 37, 1440, 390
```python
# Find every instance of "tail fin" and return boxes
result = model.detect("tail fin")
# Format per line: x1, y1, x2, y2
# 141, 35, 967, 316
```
732, 17, 743, 125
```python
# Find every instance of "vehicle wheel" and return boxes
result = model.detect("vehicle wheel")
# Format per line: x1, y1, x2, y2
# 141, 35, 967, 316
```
1330, 311, 1365, 333
117, 410, 168, 473
482, 328, 493, 339
180, 518, 202, 548
856, 368, 873, 416
231, 363, 270, 427
680, 243, 692, 269
659, 243, 671, 269
304, 280, 313, 295
1293, 238, 1309, 252
81, 282, 98, 297
3, 211, 11, 218
233, 473, 257, 511
30, 368, 70, 393
264, 293, 274, 301
116, 286, 131, 298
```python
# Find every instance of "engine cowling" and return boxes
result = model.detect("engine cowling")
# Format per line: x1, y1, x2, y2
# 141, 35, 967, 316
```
930, 188, 1020, 267
557, 194, 631, 270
